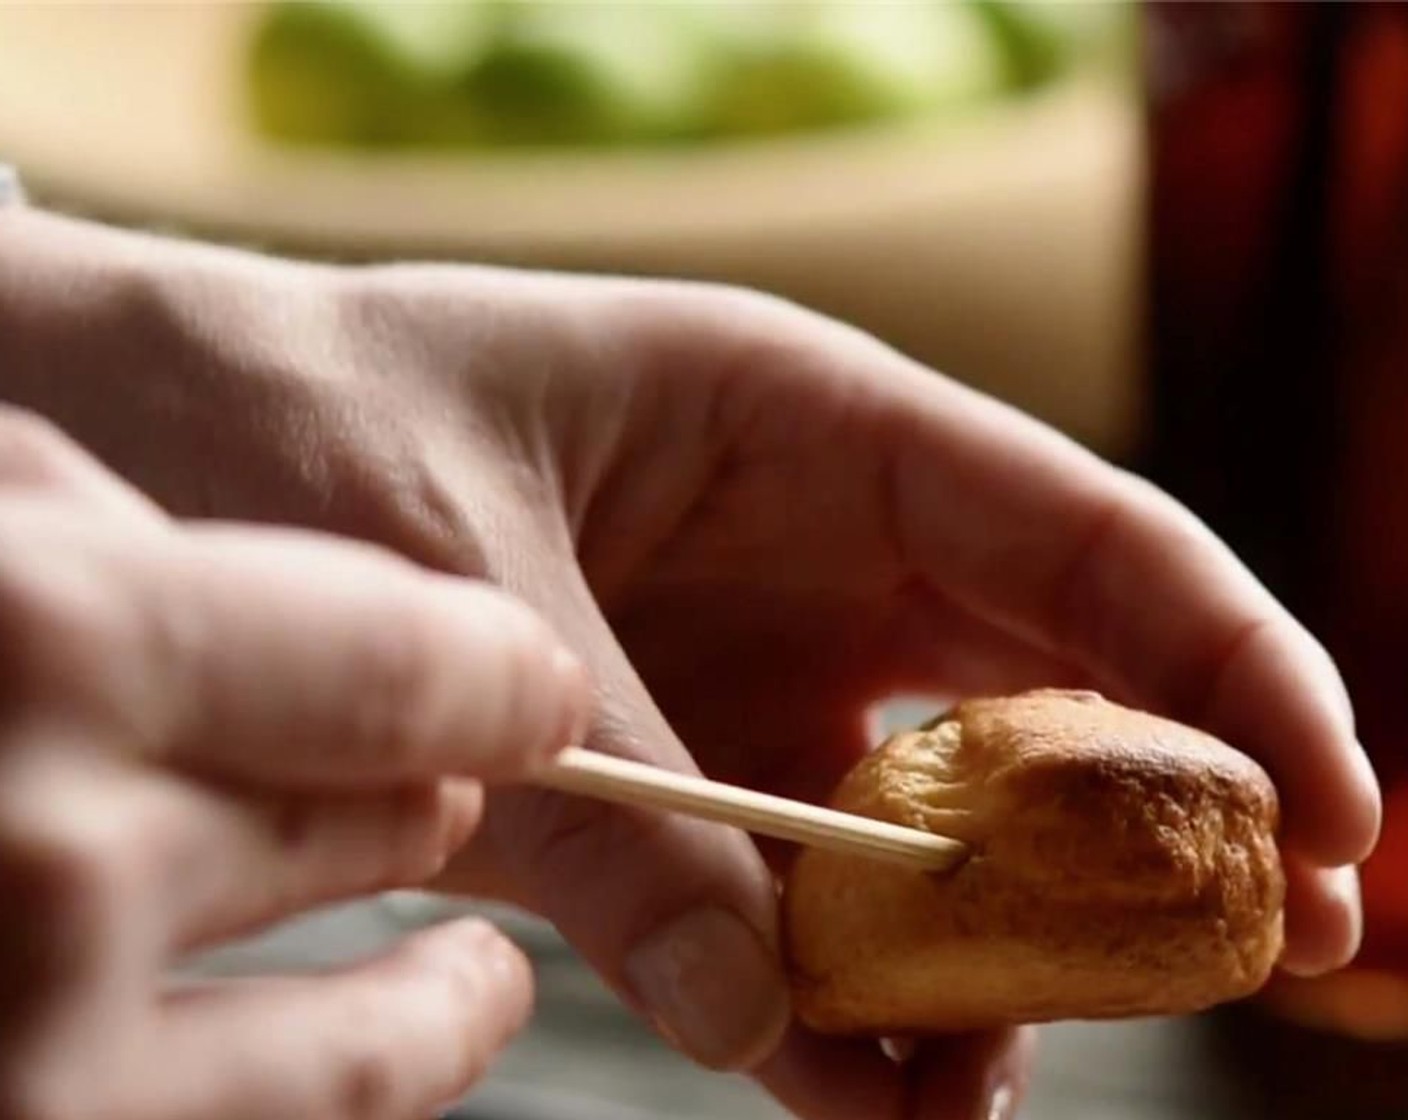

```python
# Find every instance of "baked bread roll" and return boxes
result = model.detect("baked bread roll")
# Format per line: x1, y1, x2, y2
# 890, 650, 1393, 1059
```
783, 689, 1285, 1034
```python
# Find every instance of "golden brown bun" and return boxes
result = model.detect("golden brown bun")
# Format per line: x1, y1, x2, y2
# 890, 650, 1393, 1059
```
783, 689, 1285, 1034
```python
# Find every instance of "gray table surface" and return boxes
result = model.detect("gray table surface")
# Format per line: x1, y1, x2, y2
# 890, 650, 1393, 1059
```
192, 896, 1200, 1120
192, 894, 1408, 1120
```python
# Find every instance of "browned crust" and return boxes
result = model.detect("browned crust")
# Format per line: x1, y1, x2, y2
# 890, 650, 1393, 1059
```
782, 690, 1286, 1034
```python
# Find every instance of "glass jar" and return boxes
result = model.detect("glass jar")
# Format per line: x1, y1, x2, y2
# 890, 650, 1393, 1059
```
1142, 0, 1408, 1041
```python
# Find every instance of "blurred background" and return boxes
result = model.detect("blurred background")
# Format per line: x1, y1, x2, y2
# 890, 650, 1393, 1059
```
2, 2, 1407, 1118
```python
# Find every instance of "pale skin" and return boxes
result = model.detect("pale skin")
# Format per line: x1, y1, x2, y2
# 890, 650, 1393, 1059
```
0, 206, 1381, 1120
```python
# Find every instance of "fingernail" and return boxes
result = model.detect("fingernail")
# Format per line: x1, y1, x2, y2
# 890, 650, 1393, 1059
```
984, 1083, 1015, 1120
435, 779, 484, 851
1353, 740, 1383, 856
623, 906, 790, 1071
1334, 864, 1364, 964
517, 639, 589, 769
977, 1028, 1034, 1120
433, 920, 533, 1033
1287, 864, 1365, 977
880, 1036, 917, 1064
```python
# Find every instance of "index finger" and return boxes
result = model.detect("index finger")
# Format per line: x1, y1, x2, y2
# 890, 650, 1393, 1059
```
878, 360, 1378, 867
83, 523, 590, 789
176, 526, 591, 787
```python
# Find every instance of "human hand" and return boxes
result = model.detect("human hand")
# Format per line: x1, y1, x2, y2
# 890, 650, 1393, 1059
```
0, 409, 589, 1120
263, 266, 1365, 1120
345, 269, 1376, 1120
0, 210, 1379, 1120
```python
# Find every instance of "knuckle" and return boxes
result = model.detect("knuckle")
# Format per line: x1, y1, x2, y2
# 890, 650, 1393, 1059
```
714, 283, 809, 326
0, 833, 104, 1031
1121, 471, 1219, 554
329, 1046, 400, 1120
383, 788, 459, 885
0, 773, 144, 946
416, 917, 498, 985
693, 286, 847, 384
240, 795, 320, 915
0, 813, 123, 931
0, 772, 160, 1075
0, 563, 70, 699
416, 921, 529, 1075
263, 794, 318, 858
0, 408, 82, 488
341, 613, 442, 769
667, 284, 823, 365
442, 919, 530, 1001
0, 554, 120, 723
712, 285, 835, 349
668, 279, 807, 329
445, 929, 532, 1073
610, 278, 824, 379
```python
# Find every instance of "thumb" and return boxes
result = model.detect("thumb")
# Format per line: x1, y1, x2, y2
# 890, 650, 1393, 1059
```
463, 585, 791, 1072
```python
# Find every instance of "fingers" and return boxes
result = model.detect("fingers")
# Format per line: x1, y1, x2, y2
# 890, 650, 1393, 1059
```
457, 587, 790, 1072
0, 744, 484, 996
148, 918, 531, 1120
0, 514, 589, 788
0, 409, 590, 792
754, 1025, 1035, 1120
156, 526, 589, 787
0, 425, 572, 1120
871, 359, 1378, 868
168, 779, 484, 953
1187, 609, 1373, 864
879, 371, 1376, 969
0, 749, 149, 1031
1280, 859, 1363, 977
